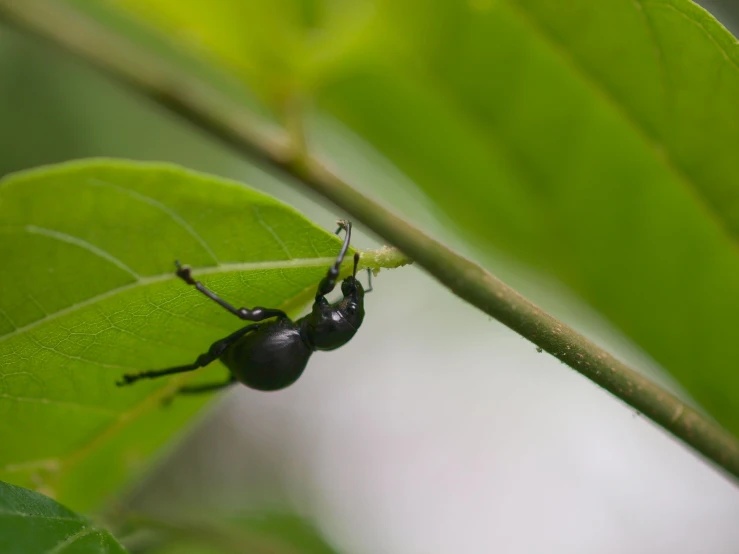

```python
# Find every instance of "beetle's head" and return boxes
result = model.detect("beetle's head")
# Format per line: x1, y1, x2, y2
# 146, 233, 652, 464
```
341, 276, 364, 298
341, 253, 365, 299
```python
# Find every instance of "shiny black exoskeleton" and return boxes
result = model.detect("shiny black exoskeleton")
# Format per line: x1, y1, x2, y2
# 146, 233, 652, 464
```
116, 220, 369, 394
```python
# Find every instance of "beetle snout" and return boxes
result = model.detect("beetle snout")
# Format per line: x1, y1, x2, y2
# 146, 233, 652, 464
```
341, 276, 362, 296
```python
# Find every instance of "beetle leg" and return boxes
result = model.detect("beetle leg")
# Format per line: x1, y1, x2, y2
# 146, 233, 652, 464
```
365, 268, 373, 293
315, 219, 352, 299
159, 376, 237, 406
116, 324, 259, 386
175, 376, 237, 396
175, 261, 286, 321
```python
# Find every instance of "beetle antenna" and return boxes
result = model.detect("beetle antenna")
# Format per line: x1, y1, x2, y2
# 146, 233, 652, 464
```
353, 252, 360, 277
335, 219, 350, 235
365, 268, 373, 293
317, 220, 352, 298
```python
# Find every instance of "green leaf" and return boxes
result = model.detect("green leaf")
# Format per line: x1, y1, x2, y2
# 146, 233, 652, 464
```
0, 159, 407, 512
87, 0, 375, 108
0, 480, 127, 554
146, 513, 339, 554
314, 0, 739, 434
91, 0, 739, 435
239, 514, 339, 554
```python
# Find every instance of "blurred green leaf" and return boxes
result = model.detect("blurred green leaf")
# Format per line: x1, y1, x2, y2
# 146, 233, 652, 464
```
240, 514, 339, 554
92, 0, 739, 436
94, 0, 376, 109
0, 159, 405, 512
316, 0, 739, 434
147, 513, 339, 554
0, 480, 127, 554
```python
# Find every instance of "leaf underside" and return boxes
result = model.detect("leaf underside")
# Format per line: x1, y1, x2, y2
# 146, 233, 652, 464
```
149, 513, 340, 554
0, 159, 385, 511
0, 480, 126, 554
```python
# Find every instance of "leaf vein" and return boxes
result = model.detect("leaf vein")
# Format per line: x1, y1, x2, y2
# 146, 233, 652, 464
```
46, 526, 96, 554
0, 308, 17, 332
253, 205, 291, 258
57, 374, 192, 471
0, 393, 119, 415
25, 225, 140, 279
504, 0, 739, 246
0, 509, 81, 522
88, 177, 221, 264
0, 257, 339, 345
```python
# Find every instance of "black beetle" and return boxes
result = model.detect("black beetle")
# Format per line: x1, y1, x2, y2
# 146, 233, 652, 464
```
117, 220, 370, 394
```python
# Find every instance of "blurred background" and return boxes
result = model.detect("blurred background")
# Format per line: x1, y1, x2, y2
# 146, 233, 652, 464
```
2, 1, 739, 553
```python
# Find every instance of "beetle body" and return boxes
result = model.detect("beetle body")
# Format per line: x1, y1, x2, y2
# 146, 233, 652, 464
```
221, 275, 365, 390
116, 220, 371, 396
301, 275, 365, 351
221, 319, 310, 391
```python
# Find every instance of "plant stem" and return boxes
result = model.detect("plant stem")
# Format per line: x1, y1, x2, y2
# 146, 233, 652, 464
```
2, 0, 739, 481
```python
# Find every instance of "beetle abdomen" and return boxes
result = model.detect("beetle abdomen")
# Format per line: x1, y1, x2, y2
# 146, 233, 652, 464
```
221, 321, 312, 391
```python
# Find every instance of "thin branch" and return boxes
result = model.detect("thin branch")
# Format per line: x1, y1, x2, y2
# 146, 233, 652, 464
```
2, 0, 739, 480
